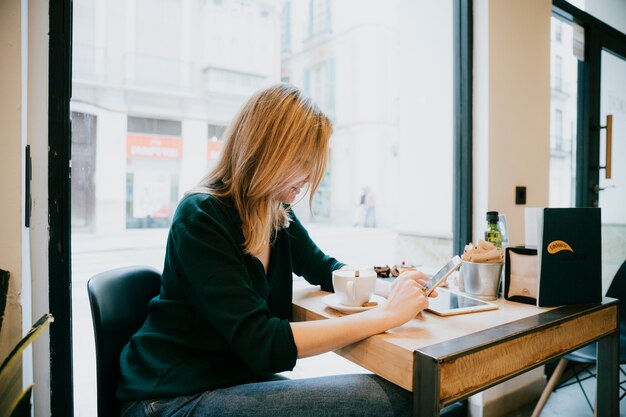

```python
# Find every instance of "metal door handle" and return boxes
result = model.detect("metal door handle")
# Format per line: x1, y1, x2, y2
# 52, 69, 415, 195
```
593, 184, 616, 192
600, 114, 613, 179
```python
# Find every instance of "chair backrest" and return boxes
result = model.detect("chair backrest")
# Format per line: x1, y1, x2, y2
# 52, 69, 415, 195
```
606, 259, 626, 301
606, 259, 626, 348
87, 266, 161, 417
606, 260, 626, 320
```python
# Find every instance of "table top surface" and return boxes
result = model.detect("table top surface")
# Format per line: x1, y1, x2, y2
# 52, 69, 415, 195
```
292, 279, 617, 356
294, 281, 548, 346
292, 280, 618, 396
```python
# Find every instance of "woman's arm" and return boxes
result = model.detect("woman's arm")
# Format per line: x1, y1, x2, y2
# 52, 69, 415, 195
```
287, 213, 344, 291
290, 271, 432, 358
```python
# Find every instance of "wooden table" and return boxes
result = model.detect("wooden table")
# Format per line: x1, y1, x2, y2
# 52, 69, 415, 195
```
292, 283, 619, 417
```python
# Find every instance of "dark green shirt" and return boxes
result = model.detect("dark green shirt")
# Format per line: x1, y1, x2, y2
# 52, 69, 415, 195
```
117, 193, 343, 401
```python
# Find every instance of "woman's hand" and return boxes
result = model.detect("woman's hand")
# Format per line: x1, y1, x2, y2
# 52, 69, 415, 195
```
291, 269, 438, 358
382, 271, 435, 327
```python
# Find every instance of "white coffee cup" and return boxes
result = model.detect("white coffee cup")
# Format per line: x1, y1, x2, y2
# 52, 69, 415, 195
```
332, 269, 377, 306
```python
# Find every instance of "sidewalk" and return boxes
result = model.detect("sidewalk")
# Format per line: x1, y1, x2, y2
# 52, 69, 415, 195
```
71, 224, 399, 274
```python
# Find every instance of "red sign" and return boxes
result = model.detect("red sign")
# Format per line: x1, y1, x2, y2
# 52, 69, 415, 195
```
127, 135, 183, 160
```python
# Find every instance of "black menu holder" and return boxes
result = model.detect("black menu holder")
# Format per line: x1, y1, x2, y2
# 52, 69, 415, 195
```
533, 208, 602, 307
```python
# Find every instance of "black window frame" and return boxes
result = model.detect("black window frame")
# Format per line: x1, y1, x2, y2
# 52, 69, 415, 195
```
453, 0, 473, 256
48, 1, 474, 415
49, 0, 74, 415
552, 0, 626, 208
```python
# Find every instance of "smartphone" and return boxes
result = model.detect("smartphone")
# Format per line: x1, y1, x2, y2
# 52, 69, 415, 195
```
423, 255, 462, 296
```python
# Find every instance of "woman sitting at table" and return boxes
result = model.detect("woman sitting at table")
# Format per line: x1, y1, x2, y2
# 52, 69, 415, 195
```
117, 83, 434, 417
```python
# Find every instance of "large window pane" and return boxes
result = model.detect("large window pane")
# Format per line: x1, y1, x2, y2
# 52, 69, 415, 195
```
548, 15, 579, 208
565, 0, 626, 34
71, 1, 455, 415
599, 50, 626, 291
286, 0, 454, 266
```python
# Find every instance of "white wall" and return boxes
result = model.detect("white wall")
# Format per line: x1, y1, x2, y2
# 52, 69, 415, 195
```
472, 1, 552, 416
95, 110, 127, 233
27, 1, 51, 416
0, 1, 50, 416
474, 0, 551, 247
0, 0, 26, 412
180, 120, 209, 195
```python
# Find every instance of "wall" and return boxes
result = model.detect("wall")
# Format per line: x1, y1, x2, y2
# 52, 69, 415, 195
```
28, 1, 51, 415
473, 0, 551, 416
0, 1, 50, 416
0, 0, 26, 412
474, 0, 551, 247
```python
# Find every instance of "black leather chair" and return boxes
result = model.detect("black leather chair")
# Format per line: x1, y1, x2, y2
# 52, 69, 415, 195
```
87, 266, 161, 417
532, 259, 626, 416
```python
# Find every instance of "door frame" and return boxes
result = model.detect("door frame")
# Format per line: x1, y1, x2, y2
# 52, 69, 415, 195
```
49, 0, 74, 416
553, 0, 626, 207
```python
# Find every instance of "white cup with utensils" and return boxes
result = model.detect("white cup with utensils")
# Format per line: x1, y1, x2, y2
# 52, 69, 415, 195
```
332, 269, 377, 306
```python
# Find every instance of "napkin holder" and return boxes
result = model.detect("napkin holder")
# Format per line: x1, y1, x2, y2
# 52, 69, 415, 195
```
504, 246, 538, 305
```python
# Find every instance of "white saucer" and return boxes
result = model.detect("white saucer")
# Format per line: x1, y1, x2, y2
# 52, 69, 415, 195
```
322, 294, 386, 314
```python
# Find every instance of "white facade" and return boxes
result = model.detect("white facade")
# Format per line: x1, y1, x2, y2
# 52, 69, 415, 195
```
284, 0, 454, 238
72, 0, 455, 240
548, 17, 579, 208
71, 0, 282, 234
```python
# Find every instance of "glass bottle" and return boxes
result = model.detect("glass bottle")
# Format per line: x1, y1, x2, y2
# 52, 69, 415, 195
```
497, 214, 509, 247
485, 211, 503, 248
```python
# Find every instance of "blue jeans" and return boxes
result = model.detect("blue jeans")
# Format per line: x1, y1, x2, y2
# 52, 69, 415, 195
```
120, 374, 413, 417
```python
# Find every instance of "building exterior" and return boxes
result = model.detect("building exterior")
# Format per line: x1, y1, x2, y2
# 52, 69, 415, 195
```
71, 0, 282, 233
71, 0, 455, 244
548, 16, 579, 208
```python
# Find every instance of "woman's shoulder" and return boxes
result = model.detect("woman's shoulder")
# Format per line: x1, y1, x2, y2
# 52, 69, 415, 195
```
174, 192, 232, 223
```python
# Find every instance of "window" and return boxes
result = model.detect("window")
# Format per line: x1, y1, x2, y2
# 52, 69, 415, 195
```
563, 0, 626, 34
203, 67, 266, 97
207, 124, 227, 171
553, 0, 626, 294
548, 16, 578, 208
125, 117, 182, 229
308, 0, 331, 39
128, 116, 182, 136
554, 55, 563, 92
554, 109, 563, 150
208, 124, 226, 140
281, 0, 292, 54
303, 59, 335, 118
72, 0, 103, 82
68, 1, 463, 414
130, 0, 186, 90
71, 112, 97, 231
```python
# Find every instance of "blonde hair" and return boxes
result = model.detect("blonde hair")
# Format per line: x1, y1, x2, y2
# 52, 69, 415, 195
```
190, 84, 333, 257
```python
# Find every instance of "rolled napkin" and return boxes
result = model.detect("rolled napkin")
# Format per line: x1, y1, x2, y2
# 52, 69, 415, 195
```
463, 240, 504, 263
